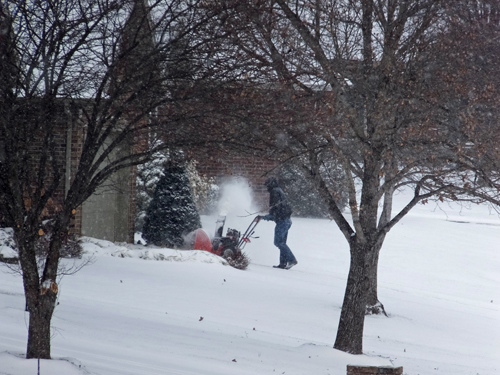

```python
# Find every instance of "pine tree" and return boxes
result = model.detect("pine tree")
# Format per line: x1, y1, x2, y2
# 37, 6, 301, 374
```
135, 141, 167, 230
142, 161, 201, 248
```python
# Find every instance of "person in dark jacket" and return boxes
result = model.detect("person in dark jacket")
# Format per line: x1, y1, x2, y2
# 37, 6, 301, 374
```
258, 177, 297, 269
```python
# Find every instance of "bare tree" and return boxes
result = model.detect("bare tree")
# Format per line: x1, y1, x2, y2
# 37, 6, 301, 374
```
212, 0, 500, 353
0, 0, 223, 359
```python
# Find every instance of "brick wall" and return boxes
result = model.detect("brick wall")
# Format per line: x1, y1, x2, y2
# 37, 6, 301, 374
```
68, 104, 85, 235
191, 150, 278, 209
2, 97, 276, 243
15, 100, 68, 222
19, 99, 138, 242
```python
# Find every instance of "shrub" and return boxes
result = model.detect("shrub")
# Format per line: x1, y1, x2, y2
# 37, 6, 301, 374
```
35, 221, 84, 259
0, 223, 83, 261
142, 161, 202, 248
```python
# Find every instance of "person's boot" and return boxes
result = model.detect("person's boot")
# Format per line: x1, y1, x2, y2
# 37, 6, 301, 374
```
285, 261, 297, 269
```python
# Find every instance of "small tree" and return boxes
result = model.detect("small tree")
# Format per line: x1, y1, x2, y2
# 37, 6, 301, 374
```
143, 160, 201, 248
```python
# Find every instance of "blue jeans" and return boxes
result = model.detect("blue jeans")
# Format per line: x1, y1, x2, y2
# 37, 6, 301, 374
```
274, 218, 296, 265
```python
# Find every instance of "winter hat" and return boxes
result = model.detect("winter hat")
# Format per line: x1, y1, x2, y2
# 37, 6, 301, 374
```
264, 177, 279, 189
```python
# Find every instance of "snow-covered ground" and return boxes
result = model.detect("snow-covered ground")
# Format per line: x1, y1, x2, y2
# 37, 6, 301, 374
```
0, 188, 499, 375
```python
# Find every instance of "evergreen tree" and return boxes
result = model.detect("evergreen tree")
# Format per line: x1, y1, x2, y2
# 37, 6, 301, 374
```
135, 141, 167, 230
142, 161, 201, 248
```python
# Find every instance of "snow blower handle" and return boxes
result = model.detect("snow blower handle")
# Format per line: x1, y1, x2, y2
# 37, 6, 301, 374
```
237, 216, 261, 249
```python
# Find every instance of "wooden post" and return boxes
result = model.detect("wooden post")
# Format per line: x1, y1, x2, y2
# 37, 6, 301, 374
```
347, 365, 403, 375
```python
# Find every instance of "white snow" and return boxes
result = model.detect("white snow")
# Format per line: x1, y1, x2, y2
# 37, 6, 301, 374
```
216, 178, 258, 217
0, 227, 17, 259
0, 190, 499, 375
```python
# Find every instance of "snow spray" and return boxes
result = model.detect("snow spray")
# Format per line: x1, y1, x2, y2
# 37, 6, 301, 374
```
216, 178, 257, 217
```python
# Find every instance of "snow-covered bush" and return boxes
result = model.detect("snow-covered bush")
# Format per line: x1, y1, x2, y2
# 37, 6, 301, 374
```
0, 227, 17, 263
225, 251, 250, 270
186, 160, 218, 214
142, 161, 202, 248
0, 224, 83, 262
35, 221, 83, 259
136, 150, 217, 231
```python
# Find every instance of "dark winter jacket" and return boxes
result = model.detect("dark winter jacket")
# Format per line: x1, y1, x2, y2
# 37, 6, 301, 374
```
264, 177, 292, 222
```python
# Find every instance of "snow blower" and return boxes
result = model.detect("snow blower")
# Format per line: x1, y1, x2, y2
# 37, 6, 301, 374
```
187, 216, 260, 270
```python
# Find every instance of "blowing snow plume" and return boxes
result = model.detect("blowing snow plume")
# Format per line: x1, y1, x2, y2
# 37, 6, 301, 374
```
216, 178, 257, 217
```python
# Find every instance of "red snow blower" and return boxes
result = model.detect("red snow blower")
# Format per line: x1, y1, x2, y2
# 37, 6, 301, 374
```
187, 216, 260, 269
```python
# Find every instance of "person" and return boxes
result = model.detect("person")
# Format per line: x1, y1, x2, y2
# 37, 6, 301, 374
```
257, 177, 297, 269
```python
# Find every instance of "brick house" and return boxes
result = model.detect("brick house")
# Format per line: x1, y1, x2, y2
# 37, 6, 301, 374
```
0, 1, 141, 243
0, 99, 138, 243
189, 149, 278, 210
1, 0, 283, 244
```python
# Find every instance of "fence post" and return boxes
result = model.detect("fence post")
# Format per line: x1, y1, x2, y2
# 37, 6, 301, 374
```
347, 365, 403, 375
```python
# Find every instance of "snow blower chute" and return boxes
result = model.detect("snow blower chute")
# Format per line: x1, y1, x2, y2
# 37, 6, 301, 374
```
187, 216, 259, 270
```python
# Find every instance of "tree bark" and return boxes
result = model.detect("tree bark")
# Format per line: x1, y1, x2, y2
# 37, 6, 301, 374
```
18, 254, 56, 359
26, 291, 57, 359
15, 214, 69, 359
16, 232, 55, 359
334, 229, 389, 353
365, 245, 379, 308
365, 238, 387, 315
334, 239, 370, 354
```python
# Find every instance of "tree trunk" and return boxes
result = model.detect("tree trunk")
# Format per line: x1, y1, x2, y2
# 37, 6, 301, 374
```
17, 235, 58, 359
16, 214, 68, 359
26, 292, 57, 359
365, 238, 387, 315
333, 240, 369, 354
365, 246, 378, 304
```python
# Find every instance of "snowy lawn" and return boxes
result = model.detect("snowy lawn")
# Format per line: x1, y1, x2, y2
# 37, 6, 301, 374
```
0, 192, 499, 375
